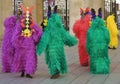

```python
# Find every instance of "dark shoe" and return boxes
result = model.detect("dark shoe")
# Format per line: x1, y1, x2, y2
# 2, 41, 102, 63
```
112, 47, 116, 49
108, 46, 112, 49
81, 63, 89, 67
82, 64, 88, 67
20, 71, 25, 77
26, 74, 33, 78
50, 73, 60, 79
4, 71, 11, 73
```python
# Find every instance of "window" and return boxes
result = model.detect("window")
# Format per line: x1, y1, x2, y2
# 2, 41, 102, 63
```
12, 0, 23, 14
43, 0, 70, 30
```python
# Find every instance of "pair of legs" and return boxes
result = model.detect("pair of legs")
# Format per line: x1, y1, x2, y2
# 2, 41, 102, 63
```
79, 46, 89, 66
50, 69, 60, 79
108, 37, 118, 49
21, 70, 33, 78
21, 69, 60, 79
46, 52, 67, 79
108, 46, 117, 49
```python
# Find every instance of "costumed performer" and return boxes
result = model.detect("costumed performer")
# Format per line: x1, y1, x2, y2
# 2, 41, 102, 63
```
1, 8, 22, 73
73, 7, 91, 66
106, 13, 119, 49
37, 5, 77, 79
86, 8, 110, 74
11, 4, 43, 78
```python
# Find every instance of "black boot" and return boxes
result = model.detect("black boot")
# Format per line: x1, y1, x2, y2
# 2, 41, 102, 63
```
50, 73, 60, 79
26, 74, 33, 78
112, 47, 116, 49
108, 46, 112, 49
82, 63, 89, 67
20, 71, 25, 77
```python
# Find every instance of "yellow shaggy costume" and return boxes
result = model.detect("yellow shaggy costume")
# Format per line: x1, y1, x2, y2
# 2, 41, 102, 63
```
106, 14, 119, 49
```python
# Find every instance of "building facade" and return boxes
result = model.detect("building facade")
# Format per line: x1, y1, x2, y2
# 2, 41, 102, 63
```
0, 0, 104, 40
70, 0, 104, 34
0, 0, 43, 40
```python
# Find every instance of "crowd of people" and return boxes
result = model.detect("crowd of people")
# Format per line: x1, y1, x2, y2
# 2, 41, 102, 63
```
1, 3, 119, 79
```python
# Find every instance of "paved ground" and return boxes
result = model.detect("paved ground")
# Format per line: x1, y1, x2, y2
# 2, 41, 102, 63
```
0, 36, 120, 84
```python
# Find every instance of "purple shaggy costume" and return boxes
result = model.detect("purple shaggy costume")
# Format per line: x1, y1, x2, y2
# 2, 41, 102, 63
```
11, 6, 43, 75
11, 22, 42, 75
1, 15, 17, 72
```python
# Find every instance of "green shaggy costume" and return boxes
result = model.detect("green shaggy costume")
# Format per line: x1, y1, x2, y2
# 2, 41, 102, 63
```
86, 17, 110, 74
37, 13, 77, 76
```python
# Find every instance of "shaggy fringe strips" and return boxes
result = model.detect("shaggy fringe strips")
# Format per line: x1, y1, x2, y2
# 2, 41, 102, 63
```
86, 17, 110, 74
73, 14, 91, 65
37, 14, 77, 75
1, 15, 17, 72
11, 16, 43, 75
106, 15, 119, 48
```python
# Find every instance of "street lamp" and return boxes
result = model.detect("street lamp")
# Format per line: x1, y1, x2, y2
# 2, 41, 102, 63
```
14, 0, 16, 15
112, 0, 116, 2
111, 0, 116, 21
65, 0, 69, 30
